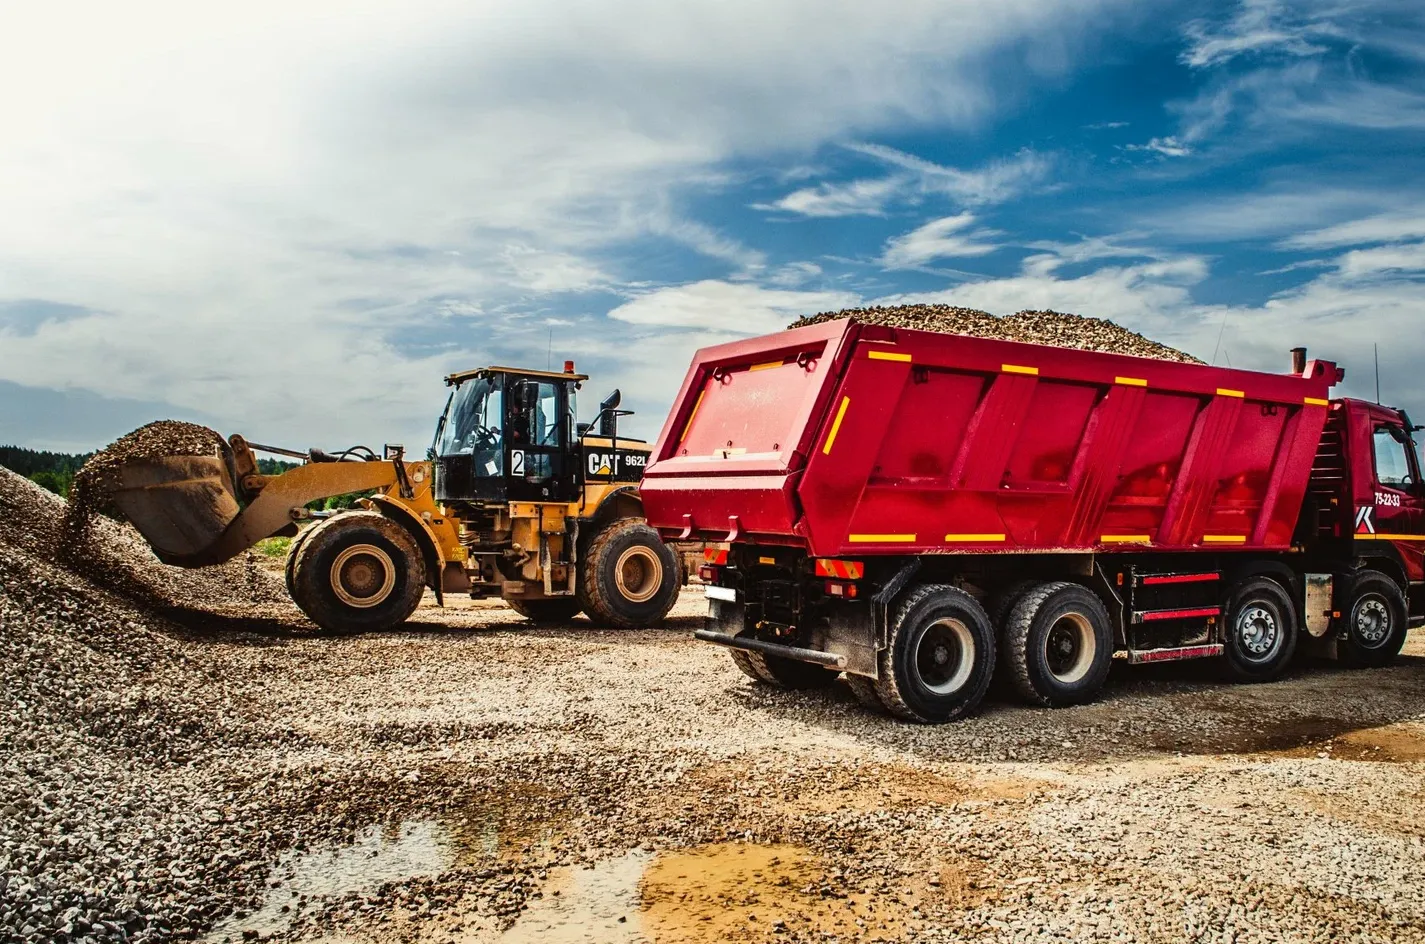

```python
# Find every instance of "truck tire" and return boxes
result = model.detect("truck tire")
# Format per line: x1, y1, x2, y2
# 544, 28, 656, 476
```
578, 518, 681, 627
1003, 582, 1113, 707
290, 512, 426, 633
990, 579, 1038, 630
729, 648, 763, 681
874, 584, 996, 724
728, 648, 838, 688
507, 598, 582, 624
1221, 576, 1298, 681
1339, 570, 1408, 668
844, 674, 886, 711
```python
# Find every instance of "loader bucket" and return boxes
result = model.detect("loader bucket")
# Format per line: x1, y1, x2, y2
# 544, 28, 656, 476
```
108, 455, 243, 564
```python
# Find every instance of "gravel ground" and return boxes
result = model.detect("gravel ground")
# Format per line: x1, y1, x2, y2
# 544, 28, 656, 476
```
789, 305, 1203, 364
5, 469, 1425, 943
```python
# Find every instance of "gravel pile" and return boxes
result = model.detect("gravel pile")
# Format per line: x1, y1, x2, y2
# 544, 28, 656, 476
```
790, 304, 1203, 364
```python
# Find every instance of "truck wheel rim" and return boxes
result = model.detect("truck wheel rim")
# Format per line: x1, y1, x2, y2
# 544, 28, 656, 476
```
330, 544, 397, 609
1237, 604, 1279, 659
1355, 596, 1390, 646
1045, 613, 1095, 684
915, 619, 975, 695
614, 546, 662, 604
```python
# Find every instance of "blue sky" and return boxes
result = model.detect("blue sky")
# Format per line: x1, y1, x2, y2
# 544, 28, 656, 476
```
2, 0, 1424, 451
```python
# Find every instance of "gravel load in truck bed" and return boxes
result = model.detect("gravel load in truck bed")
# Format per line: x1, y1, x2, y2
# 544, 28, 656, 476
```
789, 304, 1203, 364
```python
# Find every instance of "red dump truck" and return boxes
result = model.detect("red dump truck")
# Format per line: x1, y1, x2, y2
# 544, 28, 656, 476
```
641, 318, 1424, 722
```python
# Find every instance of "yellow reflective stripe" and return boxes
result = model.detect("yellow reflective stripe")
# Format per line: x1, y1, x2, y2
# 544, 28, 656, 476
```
868, 350, 912, 362
1202, 535, 1247, 544
1102, 534, 1152, 544
1304, 397, 1330, 407
678, 389, 705, 443
1002, 364, 1039, 375
1356, 533, 1425, 541
1216, 388, 1245, 398
1115, 376, 1148, 387
749, 360, 784, 371
944, 533, 1007, 543
849, 534, 917, 543
822, 396, 851, 455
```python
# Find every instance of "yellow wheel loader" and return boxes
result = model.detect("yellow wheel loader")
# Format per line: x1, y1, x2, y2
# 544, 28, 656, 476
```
110, 364, 683, 632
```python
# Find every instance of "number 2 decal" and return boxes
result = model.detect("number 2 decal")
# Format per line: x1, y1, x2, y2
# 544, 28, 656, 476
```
510, 450, 525, 475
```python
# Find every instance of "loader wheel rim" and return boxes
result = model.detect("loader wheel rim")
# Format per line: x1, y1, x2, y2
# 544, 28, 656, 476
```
330, 544, 397, 609
1045, 612, 1095, 684
914, 618, 975, 695
614, 546, 662, 604
1355, 596, 1390, 647
1236, 604, 1280, 660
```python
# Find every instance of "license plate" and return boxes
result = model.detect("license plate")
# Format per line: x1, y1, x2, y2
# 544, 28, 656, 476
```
705, 585, 737, 602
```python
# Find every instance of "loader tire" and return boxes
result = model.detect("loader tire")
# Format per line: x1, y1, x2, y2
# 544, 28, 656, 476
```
507, 597, 583, 625
1003, 582, 1113, 707
1221, 576, 1298, 682
577, 518, 680, 628
290, 512, 425, 633
1339, 570, 1408, 668
284, 524, 317, 600
845, 674, 886, 712
875, 584, 995, 724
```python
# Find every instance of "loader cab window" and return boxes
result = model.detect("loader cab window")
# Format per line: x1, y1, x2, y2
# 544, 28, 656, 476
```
1373, 424, 1416, 489
437, 376, 504, 476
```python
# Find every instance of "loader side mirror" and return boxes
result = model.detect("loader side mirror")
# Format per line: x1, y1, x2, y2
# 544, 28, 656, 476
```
598, 389, 621, 437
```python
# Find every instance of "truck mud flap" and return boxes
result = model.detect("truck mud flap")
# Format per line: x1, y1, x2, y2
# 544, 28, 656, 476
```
693, 630, 847, 669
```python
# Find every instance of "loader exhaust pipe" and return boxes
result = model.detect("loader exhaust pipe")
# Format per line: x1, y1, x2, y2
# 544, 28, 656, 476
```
1291, 347, 1308, 375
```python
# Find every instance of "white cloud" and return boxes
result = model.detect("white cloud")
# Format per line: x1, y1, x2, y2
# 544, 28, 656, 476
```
1181, 0, 1335, 68
757, 146, 1051, 219
1335, 242, 1425, 279
0, 0, 1124, 447
1125, 136, 1193, 158
607, 281, 857, 336
880, 214, 1002, 268
754, 177, 904, 218
847, 144, 1053, 206
1282, 210, 1425, 250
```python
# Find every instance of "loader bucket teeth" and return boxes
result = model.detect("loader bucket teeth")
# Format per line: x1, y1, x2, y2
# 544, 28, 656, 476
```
108, 455, 242, 564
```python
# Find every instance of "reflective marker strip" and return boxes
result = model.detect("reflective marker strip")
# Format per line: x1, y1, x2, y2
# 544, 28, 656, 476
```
679, 389, 706, 443
1002, 364, 1039, 375
822, 396, 851, 455
750, 360, 784, 371
1102, 534, 1152, 544
1141, 606, 1222, 622
1304, 397, 1330, 407
1216, 388, 1245, 398
1115, 377, 1148, 387
848, 534, 917, 543
1142, 573, 1220, 586
1356, 533, 1425, 541
1202, 535, 1247, 544
944, 533, 1006, 542
868, 350, 912, 362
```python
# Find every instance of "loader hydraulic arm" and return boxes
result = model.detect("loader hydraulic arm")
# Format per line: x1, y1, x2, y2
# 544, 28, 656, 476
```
174, 460, 409, 567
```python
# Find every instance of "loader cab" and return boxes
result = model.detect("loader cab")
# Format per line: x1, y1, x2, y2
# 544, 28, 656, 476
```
432, 366, 587, 505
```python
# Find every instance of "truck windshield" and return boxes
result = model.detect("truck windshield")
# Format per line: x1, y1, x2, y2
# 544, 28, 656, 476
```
437, 376, 504, 476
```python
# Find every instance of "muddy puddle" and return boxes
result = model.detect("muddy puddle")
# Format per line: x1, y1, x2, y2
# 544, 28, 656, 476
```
206, 820, 454, 942
1166, 709, 1425, 761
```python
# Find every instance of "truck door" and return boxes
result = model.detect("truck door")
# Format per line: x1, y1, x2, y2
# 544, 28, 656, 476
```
1363, 417, 1425, 590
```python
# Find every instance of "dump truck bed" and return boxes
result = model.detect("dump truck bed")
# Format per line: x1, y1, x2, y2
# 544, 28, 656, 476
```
642, 319, 1339, 557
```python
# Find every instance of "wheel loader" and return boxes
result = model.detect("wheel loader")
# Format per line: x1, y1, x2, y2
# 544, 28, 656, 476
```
109, 363, 683, 631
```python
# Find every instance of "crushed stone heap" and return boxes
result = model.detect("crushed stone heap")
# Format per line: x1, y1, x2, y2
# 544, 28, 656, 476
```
789, 304, 1202, 364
